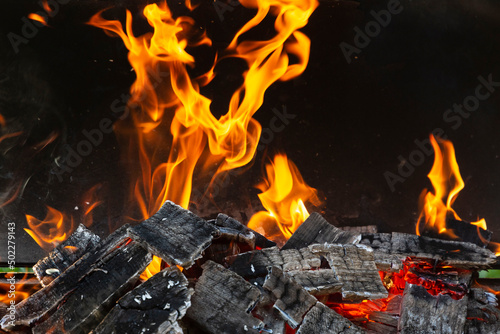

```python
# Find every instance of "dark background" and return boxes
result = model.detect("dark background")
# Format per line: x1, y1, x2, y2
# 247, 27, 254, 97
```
0, 0, 499, 262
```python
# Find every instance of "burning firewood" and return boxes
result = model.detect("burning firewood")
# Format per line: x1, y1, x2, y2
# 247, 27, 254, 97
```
263, 266, 363, 333
127, 201, 219, 268
31, 242, 151, 334
361, 232, 497, 272
0, 225, 146, 329
310, 244, 389, 301
281, 212, 361, 250
186, 260, 264, 333
33, 224, 101, 287
398, 283, 470, 333
227, 246, 321, 278
287, 269, 343, 295
212, 213, 276, 250
464, 288, 500, 334
92, 266, 192, 334
297, 302, 364, 334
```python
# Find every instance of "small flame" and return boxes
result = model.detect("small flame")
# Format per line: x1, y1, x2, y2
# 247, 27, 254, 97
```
0, 273, 40, 304
247, 154, 322, 241
416, 135, 487, 240
81, 185, 103, 228
24, 206, 75, 251
28, 13, 48, 27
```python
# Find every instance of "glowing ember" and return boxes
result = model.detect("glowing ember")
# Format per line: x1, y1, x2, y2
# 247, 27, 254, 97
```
28, 13, 49, 27
247, 153, 322, 241
24, 206, 75, 251
416, 135, 488, 240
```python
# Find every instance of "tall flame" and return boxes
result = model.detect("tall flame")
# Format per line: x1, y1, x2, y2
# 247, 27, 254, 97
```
416, 135, 487, 239
87, 0, 317, 277
247, 153, 322, 241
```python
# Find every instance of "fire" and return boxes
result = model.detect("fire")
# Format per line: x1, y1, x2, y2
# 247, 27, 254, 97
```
247, 154, 322, 241
416, 135, 487, 240
28, 13, 49, 27
24, 206, 75, 251
88, 0, 317, 278
81, 185, 104, 228
0, 273, 40, 305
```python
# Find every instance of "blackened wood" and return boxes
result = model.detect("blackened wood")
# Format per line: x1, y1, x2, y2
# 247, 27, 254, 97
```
360, 232, 497, 271
282, 213, 360, 250
398, 283, 468, 334
310, 244, 388, 301
296, 302, 364, 334
252, 292, 286, 334
368, 311, 399, 327
214, 213, 276, 249
92, 267, 192, 334
227, 246, 321, 278
288, 269, 343, 295
32, 242, 151, 334
128, 201, 219, 268
464, 288, 500, 334
1, 226, 131, 329
420, 218, 492, 248
365, 321, 397, 334
263, 266, 317, 329
339, 225, 378, 234
33, 224, 101, 287
186, 261, 264, 334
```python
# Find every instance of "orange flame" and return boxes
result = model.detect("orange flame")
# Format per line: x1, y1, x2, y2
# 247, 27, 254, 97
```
81, 185, 103, 228
0, 273, 40, 305
416, 135, 487, 239
24, 206, 75, 251
247, 154, 322, 241
28, 13, 48, 27
88, 0, 317, 277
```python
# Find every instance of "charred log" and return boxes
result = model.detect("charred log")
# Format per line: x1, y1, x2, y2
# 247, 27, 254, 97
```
420, 218, 492, 248
1, 226, 132, 329
262, 266, 318, 328
213, 213, 276, 249
127, 201, 219, 268
227, 246, 321, 278
282, 213, 360, 250
398, 283, 469, 334
33, 224, 101, 287
360, 232, 497, 271
310, 244, 388, 301
31, 242, 151, 334
92, 267, 192, 334
186, 261, 264, 334
296, 302, 364, 334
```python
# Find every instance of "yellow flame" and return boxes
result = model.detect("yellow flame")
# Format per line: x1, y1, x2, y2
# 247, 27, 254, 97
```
248, 154, 322, 241
88, 0, 317, 278
24, 206, 75, 251
416, 135, 487, 240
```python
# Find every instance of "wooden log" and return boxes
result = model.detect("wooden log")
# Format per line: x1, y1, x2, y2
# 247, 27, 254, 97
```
365, 321, 397, 334
296, 302, 364, 334
287, 269, 343, 295
31, 242, 151, 334
464, 288, 500, 334
420, 218, 492, 248
368, 311, 399, 327
92, 267, 192, 334
262, 266, 318, 329
339, 225, 378, 234
360, 232, 497, 271
33, 224, 101, 287
186, 261, 264, 334
128, 201, 219, 268
282, 213, 360, 250
213, 213, 276, 249
398, 283, 469, 334
1, 226, 131, 329
227, 246, 321, 278
310, 244, 388, 301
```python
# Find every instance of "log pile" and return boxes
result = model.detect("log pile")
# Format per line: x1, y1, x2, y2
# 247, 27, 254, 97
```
1, 200, 499, 334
